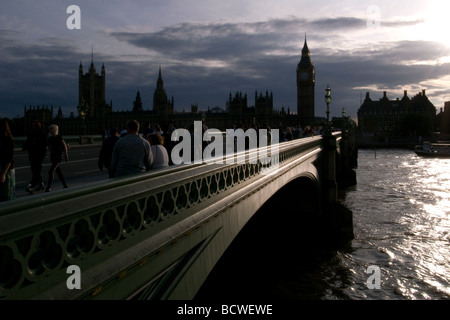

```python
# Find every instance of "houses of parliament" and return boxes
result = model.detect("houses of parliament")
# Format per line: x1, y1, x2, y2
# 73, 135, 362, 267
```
22, 38, 316, 136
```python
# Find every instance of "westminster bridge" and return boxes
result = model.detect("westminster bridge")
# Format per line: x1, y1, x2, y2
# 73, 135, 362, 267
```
0, 131, 357, 300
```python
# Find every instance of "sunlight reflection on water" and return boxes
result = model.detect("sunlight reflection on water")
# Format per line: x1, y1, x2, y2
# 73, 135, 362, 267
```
343, 149, 450, 299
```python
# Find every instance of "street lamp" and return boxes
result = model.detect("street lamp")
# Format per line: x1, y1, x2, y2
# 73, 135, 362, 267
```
324, 85, 332, 135
77, 99, 89, 119
77, 99, 89, 135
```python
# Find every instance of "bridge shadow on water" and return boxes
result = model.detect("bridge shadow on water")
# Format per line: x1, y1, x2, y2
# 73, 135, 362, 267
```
195, 177, 353, 300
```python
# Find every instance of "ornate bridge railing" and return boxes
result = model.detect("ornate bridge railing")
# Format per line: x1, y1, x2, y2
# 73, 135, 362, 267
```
0, 134, 338, 300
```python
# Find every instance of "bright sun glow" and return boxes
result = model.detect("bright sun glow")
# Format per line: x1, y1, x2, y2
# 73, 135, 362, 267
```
418, 2, 450, 47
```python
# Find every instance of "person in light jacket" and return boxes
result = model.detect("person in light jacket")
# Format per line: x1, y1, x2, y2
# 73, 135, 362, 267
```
109, 120, 153, 178
147, 133, 169, 170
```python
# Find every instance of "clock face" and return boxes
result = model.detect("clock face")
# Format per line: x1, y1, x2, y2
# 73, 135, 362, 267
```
300, 71, 308, 80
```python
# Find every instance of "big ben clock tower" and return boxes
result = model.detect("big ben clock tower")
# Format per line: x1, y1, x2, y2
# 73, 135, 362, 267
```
297, 35, 315, 127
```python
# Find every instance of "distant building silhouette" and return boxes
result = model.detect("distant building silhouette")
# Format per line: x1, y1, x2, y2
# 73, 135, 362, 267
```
255, 90, 274, 125
78, 56, 111, 118
297, 35, 315, 127
357, 90, 437, 137
437, 101, 450, 137
22, 38, 316, 135
227, 91, 247, 118
133, 91, 143, 113
153, 66, 174, 121
23, 105, 54, 135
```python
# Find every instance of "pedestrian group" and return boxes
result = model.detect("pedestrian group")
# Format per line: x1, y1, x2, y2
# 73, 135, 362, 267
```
1, 118, 318, 203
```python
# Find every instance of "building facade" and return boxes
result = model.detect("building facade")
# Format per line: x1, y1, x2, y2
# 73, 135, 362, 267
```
357, 90, 437, 138
78, 59, 111, 118
437, 101, 450, 137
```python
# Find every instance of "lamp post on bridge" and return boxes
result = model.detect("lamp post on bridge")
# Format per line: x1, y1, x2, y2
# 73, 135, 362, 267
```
321, 84, 337, 204
324, 84, 332, 136
320, 87, 355, 244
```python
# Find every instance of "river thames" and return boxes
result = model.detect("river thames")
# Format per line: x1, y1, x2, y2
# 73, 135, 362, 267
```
196, 148, 450, 300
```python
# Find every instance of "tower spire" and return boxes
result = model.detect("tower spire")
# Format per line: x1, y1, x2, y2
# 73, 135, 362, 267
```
89, 44, 96, 72
302, 34, 310, 56
299, 34, 312, 66
157, 66, 163, 89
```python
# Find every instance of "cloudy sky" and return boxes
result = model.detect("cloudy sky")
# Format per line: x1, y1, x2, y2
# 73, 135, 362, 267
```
1, 0, 450, 122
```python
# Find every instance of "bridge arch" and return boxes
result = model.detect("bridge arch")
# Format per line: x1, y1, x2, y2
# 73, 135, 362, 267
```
231, 172, 324, 252
242, 172, 323, 240
195, 174, 326, 300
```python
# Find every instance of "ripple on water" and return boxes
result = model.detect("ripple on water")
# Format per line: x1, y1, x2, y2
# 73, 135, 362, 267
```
342, 149, 450, 300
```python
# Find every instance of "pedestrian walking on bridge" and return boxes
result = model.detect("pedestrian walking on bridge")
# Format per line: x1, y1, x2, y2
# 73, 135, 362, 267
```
45, 124, 69, 192
23, 120, 47, 193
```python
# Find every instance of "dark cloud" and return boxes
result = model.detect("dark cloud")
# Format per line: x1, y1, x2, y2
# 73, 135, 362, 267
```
310, 17, 366, 30
310, 17, 424, 30
351, 40, 450, 63
0, 35, 86, 118
110, 20, 295, 61
383, 19, 425, 28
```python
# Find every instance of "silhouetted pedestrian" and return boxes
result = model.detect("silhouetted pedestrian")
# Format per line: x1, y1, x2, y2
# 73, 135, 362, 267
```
23, 120, 47, 193
293, 126, 303, 139
98, 127, 120, 175
164, 121, 176, 165
285, 127, 293, 141
0, 118, 15, 202
143, 122, 154, 136
154, 124, 163, 135
45, 124, 69, 192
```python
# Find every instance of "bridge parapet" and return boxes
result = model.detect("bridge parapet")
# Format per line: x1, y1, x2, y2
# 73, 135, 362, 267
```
0, 134, 336, 300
